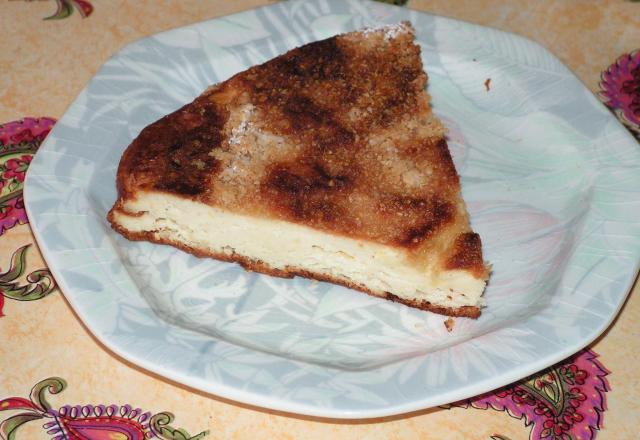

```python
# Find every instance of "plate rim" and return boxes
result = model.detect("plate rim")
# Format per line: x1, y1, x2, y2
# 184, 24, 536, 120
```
24, 0, 640, 418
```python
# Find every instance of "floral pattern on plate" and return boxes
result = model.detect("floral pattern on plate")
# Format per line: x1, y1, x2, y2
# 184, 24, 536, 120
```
23, 0, 640, 418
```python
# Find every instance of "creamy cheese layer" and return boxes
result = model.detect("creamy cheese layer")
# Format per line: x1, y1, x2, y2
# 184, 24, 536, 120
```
111, 192, 486, 309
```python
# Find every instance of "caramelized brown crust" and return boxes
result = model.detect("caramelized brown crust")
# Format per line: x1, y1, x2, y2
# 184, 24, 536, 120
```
109, 23, 489, 316
444, 232, 488, 278
113, 23, 470, 251
109, 219, 480, 319
116, 96, 229, 200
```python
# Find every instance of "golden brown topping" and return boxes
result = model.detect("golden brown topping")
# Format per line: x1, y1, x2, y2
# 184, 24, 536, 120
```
115, 23, 479, 262
118, 97, 228, 198
381, 195, 455, 248
444, 232, 488, 277
243, 25, 425, 142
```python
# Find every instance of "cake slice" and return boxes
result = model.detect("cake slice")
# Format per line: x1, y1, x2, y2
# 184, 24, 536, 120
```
108, 22, 490, 318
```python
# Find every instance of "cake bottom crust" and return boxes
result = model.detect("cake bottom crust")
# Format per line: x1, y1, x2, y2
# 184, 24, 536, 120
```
109, 211, 481, 319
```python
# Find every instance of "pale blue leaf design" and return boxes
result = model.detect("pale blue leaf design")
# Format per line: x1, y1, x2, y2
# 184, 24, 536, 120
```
287, 387, 343, 402
277, 332, 306, 354
325, 373, 394, 406
312, 286, 380, 320
450, 348, 471, 383
116, 57, 199, 106
249, 369, 281, 389
432, 18, 576, 116
341, 385, 389, 406
197, 271, 248, 296
593, 168, 640, 222
116, 303, 162, 331
330, 315, 376, 334
190, 11, 270, 47
309, 14, 353, 38
153, 28, 201, 49
200, 44, 248, 82
464, 344, 500, 379
59, 269, 103, 293
397, 357, 423, 385
218, 310, 283, 333
472, 328, 537, 365
593, 118, 640, 167
172, 291, 225, 321
217, 361, 261, 383
424, 350, 451, 388
602, 221, 640, 260
432, 82, 593, 184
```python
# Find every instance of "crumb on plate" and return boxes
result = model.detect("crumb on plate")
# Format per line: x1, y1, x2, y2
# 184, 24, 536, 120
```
444, 317, 455, 332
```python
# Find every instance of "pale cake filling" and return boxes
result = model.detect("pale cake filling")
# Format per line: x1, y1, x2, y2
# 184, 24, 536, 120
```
111, 192, 486, 309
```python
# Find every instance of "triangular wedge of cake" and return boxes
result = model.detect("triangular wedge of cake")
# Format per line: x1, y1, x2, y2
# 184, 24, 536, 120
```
108, 22, 490, 318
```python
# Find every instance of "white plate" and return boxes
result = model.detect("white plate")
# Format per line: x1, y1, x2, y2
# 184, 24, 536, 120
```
25, 0, 640, 418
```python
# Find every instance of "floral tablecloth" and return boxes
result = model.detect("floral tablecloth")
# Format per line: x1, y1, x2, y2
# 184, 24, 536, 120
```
1, 1, 639, 439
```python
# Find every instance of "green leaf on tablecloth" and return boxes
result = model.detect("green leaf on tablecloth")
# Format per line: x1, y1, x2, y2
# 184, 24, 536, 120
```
0, 245, 28, 284
6, 180, 19, 193
0, 246, 57, 302
542, 383, 558, 403
29, 377, 66, 412
17, 0, 93, 20
1, 377, 210, 439
21, 269, 56, 300
151, 412, 209, 440
0, 413, 44, 440
44, 0, 74, 20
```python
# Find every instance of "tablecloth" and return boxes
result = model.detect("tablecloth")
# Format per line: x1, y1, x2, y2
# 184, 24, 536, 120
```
1, 1, 639, 439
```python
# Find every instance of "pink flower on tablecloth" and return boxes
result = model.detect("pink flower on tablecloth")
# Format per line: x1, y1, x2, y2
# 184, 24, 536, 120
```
0, 196, 28, 236
0, 164, 30, 235
0, 117, 56, 146
599, 49, 640, 135
0, 377, 208, 439
0, 117, 57, 318
452, 349, 610, 440
3, 155, 32, 183
0, 117, 55, 237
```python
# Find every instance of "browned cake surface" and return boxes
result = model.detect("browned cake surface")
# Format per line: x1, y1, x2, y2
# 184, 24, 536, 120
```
111, 22, 488, 283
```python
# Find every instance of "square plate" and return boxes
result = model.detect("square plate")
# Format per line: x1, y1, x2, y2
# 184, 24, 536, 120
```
25, 0, 640, 418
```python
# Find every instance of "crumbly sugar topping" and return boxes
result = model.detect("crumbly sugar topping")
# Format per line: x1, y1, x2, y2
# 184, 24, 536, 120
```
117, 21, 489, 282
360, 22, 413, 40
229, 105, 254, 145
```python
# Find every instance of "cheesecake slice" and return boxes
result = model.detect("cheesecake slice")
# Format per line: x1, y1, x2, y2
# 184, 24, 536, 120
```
108, 22, 490, 318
